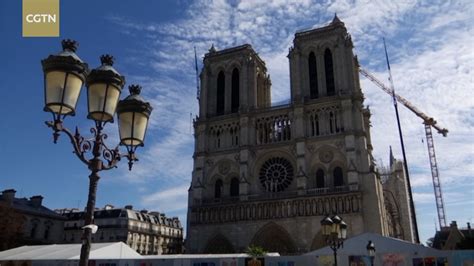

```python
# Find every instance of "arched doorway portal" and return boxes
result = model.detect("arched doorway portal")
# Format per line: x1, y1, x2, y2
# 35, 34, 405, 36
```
249, 222, 296, 254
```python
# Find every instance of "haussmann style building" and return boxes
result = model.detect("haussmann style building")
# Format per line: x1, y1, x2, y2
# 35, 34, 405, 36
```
58, 205, 183, 255
186, 16, 416, 254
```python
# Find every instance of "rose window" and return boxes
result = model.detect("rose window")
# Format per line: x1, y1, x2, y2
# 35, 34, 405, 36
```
259, 157, 294, 192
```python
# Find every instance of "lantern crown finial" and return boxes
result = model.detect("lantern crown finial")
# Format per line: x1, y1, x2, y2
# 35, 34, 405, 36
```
129, 84, 142, 95
61, 39, 78, 52
100, 54, 115, 66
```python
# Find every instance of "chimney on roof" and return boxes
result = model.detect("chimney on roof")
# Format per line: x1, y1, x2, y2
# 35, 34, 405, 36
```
468, 222, 472, 237
124, 205, 133, 210
2, 189, 16, 205
30, 195, 43, 208
104, 204, 114, 210
140, 209, 148, 214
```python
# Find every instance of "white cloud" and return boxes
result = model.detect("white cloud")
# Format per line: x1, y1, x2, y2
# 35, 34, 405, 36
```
142, 185, 189, 213
413, 192, 435, 204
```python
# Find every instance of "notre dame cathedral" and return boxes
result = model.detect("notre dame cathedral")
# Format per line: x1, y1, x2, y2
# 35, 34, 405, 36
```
186, 16, 415, 254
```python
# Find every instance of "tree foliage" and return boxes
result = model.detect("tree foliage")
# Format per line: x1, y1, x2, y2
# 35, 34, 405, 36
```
246, 245, 267, 257
0, 202, 26, 251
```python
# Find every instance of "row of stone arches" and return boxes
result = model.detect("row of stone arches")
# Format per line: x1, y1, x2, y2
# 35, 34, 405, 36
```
202, 222, 326, 254
208, 153, 347, 199
194, 195, 360, 224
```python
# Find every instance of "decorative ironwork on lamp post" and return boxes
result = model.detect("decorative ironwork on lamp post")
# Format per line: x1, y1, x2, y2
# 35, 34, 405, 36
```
320, 215, 347, 266
41, 39, 153, 266
366, 240, 376, 266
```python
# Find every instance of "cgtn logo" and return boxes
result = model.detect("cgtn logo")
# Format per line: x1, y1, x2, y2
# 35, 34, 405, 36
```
22, 0, 60, 37
25, 14, 57, 23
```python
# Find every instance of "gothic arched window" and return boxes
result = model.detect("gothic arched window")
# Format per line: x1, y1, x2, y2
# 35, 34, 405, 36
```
333, 167, 344, 187
324, 49, 335, 96
316, 169, 325, 188
308, 52, 319, 99
231, 68, 240, 113
215, 179, 223, 198
216, 71, 225, 115
230, 177, 239, 197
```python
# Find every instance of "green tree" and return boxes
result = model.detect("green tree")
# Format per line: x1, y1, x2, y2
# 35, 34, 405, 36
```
245, 245, 267, 257
0, 202, 26, 250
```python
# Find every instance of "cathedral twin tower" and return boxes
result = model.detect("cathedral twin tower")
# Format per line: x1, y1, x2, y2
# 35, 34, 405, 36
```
186, 16, 414, 253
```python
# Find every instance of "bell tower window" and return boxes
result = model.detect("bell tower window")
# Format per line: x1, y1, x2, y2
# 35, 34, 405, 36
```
324, 49, 335, 96
216, 71, 225, 115
231, 68, 239, 113
308, 52, 319, 99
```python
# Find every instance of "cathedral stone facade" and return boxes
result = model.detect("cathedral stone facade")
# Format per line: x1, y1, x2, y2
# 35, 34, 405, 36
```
186, 16, 415, 254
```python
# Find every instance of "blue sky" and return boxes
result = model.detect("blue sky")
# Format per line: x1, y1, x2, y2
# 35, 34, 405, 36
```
0, 0, 472, 245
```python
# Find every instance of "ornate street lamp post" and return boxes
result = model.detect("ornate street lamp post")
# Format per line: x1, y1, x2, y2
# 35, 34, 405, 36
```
41, 40, 153, 266
321, 215, 347, 266
366, 240, 375, 266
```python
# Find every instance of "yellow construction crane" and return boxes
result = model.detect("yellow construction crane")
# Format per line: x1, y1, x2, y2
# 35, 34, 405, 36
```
359, 67, 449, 229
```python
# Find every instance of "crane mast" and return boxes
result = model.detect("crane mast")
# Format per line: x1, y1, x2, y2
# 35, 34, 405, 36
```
359, 67, 448, 229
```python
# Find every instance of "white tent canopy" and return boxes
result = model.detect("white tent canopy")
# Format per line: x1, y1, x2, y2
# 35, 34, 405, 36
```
305, 232, 444, 257
0, 242, 142, 260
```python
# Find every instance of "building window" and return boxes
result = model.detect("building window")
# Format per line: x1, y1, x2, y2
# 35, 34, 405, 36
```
231, 68, 239, 113
216, 71, 225, 115
230, 177, 239, 197
44, 226, 50, 240
30, 224, 37, 238
324, 49, 335, 96
316, 169, 325, 188
215, 179, 223, 198
334, 167, 344, 187
308, 52, 318, 99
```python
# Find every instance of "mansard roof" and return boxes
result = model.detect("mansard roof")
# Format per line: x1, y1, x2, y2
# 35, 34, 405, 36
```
0, 194, 65, 220
61, 207, 182, 228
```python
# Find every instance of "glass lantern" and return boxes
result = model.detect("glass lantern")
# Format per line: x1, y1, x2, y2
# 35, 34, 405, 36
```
116, 85, 153, 147
41, 39, 88, 117
86, 55, 125, 122
320, 216, 333, 236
